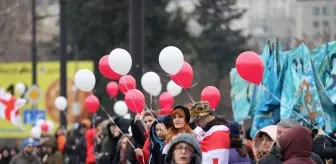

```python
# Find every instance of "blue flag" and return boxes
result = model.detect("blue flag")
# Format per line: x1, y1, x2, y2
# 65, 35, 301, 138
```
250, 45, 281, 137
230, 69, 253, 122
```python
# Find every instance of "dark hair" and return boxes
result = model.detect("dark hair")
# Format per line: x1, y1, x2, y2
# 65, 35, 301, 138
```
94, 117, 104, 128
245, 127, 252, 140
311, 129, 318, 139
143, 110, 158, 119
230, 136, 247, 157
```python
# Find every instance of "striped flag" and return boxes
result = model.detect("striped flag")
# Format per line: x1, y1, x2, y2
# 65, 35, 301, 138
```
197, 125, 230, 164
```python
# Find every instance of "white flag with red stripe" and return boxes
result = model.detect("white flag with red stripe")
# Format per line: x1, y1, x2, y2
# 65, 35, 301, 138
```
197, 125, 230, 164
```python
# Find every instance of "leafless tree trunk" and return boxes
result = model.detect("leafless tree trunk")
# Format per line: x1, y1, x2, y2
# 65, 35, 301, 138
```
0, 0, 30, 62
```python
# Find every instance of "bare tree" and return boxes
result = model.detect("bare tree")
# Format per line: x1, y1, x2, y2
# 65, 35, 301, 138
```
0, 0, 60, 62
0, 0, 31, 62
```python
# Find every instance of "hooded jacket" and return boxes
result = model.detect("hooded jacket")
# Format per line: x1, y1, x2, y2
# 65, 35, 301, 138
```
252, 125, 277, 161
164, 134, 202, 164
279, 126, 315, 164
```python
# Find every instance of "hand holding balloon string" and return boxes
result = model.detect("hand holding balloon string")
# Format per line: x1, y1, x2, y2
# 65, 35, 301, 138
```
122, 78, 168, 133
90, 91, 136, 149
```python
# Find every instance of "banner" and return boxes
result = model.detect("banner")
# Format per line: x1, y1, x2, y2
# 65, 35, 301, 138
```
0, 61, 93, 138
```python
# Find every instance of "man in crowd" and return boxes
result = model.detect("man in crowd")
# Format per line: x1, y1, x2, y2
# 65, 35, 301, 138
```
10, 138, 42, 164
258, 118, 324, 164
189, 101, 230, 164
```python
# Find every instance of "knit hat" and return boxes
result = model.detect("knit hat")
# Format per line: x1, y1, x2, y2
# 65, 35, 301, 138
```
173, 105, 191, 123
157, 115, 173, 129
229, 121, 241, 137
189, 101, 213, 121
164, 134, 202, 164
22, 138, 35, 149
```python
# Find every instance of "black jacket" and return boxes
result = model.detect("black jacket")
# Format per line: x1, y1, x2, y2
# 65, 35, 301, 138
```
313, 135, 336, 163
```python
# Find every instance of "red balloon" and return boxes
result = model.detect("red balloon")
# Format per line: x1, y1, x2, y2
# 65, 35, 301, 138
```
201, 86, 220, 110
98, 55, 121, 80
236, 51, 264, 84
171, 62, 193, 88
125, 89, 145, 113
159, 108, 173, 115
106, 81, 119, 98
119, 75, 136, 93
41, 122, 49, 133
85, 95, 100, 113
159, 92, 174, 109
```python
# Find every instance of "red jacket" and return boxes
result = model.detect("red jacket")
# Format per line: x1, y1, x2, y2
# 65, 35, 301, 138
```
136, 132, 150, 164
85, 129, 96, 164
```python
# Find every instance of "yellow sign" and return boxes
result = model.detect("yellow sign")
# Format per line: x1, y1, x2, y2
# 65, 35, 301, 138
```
25, 85, 43, 104
0, 61, 93, 138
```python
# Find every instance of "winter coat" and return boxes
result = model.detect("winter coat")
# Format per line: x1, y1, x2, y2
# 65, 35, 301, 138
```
100, 122, 121, 163
47, 151, 64, 164
9, 151, 42, 164
64, 130, 86, 164
131, 119, 150, 164
279, 126, 315, 164
313, 135, 336, 163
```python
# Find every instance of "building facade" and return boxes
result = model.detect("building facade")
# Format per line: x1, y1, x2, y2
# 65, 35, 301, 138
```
295, 0, 336, 48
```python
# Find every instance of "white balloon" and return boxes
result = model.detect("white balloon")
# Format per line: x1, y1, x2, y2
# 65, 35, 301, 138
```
31, 126, 42, 139
74, 69, 96, 92
167, 80, 182, 97
141, 72, 161, 95
159, 46, 184, 75
123, 113, 131, 119
152, 83, 162, 97
108, 48, 132, 75
15, 82, 26, 94
114, 101, 128, 116
54, 96, 67, 111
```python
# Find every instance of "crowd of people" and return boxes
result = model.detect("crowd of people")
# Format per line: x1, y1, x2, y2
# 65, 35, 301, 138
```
2, 101, 336, 164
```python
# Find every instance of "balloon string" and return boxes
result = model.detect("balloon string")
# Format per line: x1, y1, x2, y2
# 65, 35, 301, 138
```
150, 94, 153, 110
258, 84, 336, 142
90, 91, 136, 149
173, 77, 195, 104
120, 77, 168, 134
